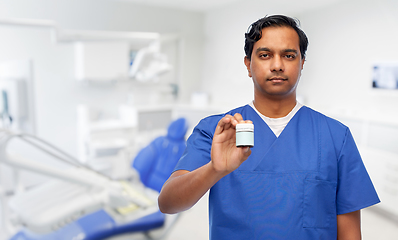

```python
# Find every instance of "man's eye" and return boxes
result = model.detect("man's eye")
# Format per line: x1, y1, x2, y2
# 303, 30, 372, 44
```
285, 54, 296, 59
259, 53, 269, 58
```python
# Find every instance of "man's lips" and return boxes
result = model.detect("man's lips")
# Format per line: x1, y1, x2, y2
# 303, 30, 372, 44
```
267, 77, 287, 82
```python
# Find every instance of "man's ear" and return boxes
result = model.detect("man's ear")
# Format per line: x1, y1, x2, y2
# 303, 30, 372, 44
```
244, 56, 252, 77
301, 57, 305, 70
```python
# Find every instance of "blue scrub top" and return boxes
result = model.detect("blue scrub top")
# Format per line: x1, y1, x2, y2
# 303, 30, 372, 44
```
174, 105, 380, 240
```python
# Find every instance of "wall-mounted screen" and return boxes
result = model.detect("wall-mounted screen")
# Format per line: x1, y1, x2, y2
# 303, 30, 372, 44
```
372, 62, 398, 89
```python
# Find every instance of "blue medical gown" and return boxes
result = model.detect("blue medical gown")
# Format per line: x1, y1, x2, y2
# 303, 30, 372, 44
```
174, 105, 380, 240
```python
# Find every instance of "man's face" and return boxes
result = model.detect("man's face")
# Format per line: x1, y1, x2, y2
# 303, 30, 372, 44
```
244, 26, 305, 100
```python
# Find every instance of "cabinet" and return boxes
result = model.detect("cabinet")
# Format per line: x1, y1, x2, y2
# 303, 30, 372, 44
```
75, 41, 131, 81
74, 40, 173, 82
0, 18, 172, 83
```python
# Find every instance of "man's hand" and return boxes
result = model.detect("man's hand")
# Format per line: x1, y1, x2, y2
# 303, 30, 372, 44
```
158, 113, 252, 214
210, 113, 252, 175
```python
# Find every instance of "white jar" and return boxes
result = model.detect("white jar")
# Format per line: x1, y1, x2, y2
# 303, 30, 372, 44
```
236, 123, 254, 147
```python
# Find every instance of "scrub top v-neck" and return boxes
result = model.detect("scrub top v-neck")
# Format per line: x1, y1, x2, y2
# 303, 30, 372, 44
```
249, 100, 303, 138
174, 104, 380, 240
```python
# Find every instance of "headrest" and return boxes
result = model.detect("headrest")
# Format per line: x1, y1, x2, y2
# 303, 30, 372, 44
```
167, 118, 188, 141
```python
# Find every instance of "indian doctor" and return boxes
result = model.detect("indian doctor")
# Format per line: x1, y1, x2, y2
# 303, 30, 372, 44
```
158, 15, 380, 240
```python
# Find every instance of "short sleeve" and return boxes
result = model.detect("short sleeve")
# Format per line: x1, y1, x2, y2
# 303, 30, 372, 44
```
336, 128, 380, 215
173, 115, 220, 172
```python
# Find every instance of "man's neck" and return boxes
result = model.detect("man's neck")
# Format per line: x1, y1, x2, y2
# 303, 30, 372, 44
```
253, 95, 297, 118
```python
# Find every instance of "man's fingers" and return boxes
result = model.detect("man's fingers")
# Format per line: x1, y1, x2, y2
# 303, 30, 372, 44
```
242, 147, 251, 158
233, 113, 244, 123
215, 115, 233, 134
234, 113, 253, 125
215, 114, 253, 135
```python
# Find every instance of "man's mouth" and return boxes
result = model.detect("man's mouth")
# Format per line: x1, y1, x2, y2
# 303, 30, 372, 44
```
268, 77, 287, 82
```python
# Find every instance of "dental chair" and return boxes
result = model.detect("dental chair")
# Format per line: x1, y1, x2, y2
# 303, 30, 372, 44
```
132, 117, 188, 193
2, 117, 188, 240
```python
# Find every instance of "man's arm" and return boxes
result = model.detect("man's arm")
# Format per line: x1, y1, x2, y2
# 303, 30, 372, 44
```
337, 210, 361, 240
158, 113, 252, 214
158, 165, 223, 214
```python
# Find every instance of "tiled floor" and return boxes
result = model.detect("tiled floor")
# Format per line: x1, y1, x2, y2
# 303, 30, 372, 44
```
165, 194, 398, 240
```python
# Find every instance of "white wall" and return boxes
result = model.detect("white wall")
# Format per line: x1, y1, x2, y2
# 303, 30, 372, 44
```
0, 0, 204, 156
296, 0, 398, 122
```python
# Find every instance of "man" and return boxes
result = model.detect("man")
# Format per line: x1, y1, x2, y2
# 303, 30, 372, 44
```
158, 15, 380, 239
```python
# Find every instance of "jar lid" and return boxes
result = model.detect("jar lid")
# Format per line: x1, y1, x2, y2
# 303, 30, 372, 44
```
236, 123, 254, 132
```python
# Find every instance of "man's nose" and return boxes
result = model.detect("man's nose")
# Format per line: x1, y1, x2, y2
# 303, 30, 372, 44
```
270, 56, 284, 72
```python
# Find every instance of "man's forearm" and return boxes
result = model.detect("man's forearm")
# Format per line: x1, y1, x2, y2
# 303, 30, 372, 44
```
337, 210, 361, 240
158, 163, 225, 214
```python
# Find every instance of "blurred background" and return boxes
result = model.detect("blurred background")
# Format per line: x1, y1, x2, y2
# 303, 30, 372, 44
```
0, 0, 397, 239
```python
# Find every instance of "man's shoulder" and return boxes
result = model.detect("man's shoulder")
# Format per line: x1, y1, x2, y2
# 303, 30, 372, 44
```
203, 105, 250, 120
302, 106, 348, 128
301, 106, 350, 144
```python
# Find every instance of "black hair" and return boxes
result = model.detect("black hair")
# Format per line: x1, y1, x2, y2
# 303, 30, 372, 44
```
244, 15, 308, 60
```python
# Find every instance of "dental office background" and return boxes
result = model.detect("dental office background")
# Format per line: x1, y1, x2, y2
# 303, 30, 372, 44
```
1, 0, 398, 239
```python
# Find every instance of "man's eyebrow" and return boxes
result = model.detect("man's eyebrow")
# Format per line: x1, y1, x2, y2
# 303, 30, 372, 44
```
255, 47, 271, 53
283, 49, 298, 54
255, 48, 298, 54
